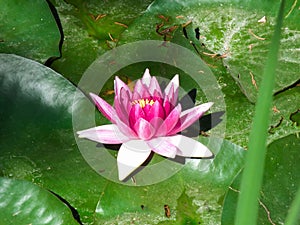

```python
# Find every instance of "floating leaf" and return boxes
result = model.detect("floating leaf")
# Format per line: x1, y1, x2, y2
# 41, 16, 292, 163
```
48, 0, 153, 82
0, 0, 61, 63
222, 134, 300, 225
0, 177, 79, 225
93, 137, 246, 224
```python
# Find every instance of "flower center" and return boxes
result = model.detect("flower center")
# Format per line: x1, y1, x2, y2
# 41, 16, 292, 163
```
132, 98, 155, 108
129, 97, 165, 132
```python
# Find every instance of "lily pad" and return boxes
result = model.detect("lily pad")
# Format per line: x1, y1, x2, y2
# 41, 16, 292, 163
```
119, 0, 299, 103
221, 134, 300, 225
93, 137, 246, 225
0, 0, 298, 222
0, 54, 104, 224
0, 177, 79, 225
48, 0, 153, 83
116, 0, 299, 148
220, 6, 300, 102
0, 0, 61, 63
269, 86, 300, 141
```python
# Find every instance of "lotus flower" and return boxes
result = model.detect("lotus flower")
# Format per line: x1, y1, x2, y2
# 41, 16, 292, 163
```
77, 69, 213, 181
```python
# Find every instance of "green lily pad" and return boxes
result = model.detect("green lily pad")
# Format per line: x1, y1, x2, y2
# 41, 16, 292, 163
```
119, 0, 299, 103
169, 22, 256, 148
0, 177, 79, 225
0, 54, 105, 224
220, 6, 300, 102
49, 0, 153, 83
93, 137, 246, 224
117, 0, 299, 148
290, 109, 300, 126
1, 0, 298, 220
269, 86, 300, 141
0, 0, 61, 63
221, 134, 300, 225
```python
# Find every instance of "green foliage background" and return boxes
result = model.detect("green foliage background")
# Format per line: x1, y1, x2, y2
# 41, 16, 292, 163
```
0, 0, 299, 224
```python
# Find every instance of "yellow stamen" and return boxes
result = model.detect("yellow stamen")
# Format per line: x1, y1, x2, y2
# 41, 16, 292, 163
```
132, 99, 155, 108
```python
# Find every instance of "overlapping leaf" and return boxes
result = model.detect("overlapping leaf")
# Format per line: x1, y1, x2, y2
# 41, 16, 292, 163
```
0, 178, 79, 225
222, 134, 300, 225
0, 0, 61, 63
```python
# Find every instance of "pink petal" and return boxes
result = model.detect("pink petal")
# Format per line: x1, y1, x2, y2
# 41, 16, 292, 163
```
164, 74, 179, 95
164, 75, 179, 107
169, 102, 213, 135
156, 104, 181, 136
133, 118, 155, 140
129, 103, 145, 128
141, 68, 151, 86
117, 140, 152, 180
149, 117, 164, 134
153, 89, 163, 99
164, 135, 213, 158
149, 77, 162, 98
133, 80, 150, 99
146, 137, 178, 158
114, 80, 132, 121
145, 100, 165, 121
119, 87, 132, 113
90, 93, 117, 123
77, 124, 130, 144
163, 99, 172, 116
114, 117, 138, 139
114, 76, 132, 99
132, 90, 141, 100
114, 95, 129, 124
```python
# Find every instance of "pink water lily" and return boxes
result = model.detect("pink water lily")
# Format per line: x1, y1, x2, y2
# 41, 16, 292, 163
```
77, 69, 213, 181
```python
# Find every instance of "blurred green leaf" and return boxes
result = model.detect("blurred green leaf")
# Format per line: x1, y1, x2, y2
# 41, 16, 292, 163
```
222, 134, 300, 225
1, 0, 299, 224
0, 177, 79, 225
0, 0, 61, 63
285, 182, 300, 225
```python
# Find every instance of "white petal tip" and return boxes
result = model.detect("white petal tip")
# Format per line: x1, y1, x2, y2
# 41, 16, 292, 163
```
117, 162, 140, 181
143, 68, 151, 77
192, 142, 214, 157
168, 135, 214, 158
89, 93, 101, 104
200, 149, 214, 158
204, 102, 214, 108
76, 130, 89, 139
200, 102, 214, 112
76, 130, 85, 136
89, 93, 97, 98
117, 141, 152, 181
118, 168, 132, 181
172, 74, 179, 84
207, 102, 214, 107
182, 147, 214, 158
